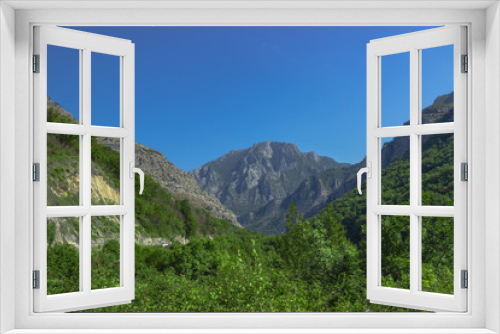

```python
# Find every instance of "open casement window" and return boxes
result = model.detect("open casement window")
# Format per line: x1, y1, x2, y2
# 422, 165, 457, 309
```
33, 26, 138, 312
364, 26, 467, 312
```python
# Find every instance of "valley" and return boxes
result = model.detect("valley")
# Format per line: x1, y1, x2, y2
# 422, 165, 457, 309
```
45, 92, 454, 312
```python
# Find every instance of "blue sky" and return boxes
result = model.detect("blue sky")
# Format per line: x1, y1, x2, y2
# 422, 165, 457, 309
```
48, 26, 453, 171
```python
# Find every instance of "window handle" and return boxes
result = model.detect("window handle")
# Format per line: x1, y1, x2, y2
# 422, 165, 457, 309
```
129, 162, 144, 195
357, 162, 371, 195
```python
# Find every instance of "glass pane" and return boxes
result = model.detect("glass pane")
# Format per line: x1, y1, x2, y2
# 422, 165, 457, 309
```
47, 134, 80, 206
47, 217, 80, 295
91, 137, 120, 205
381, 52, 410, 127
422, 134, 454, 206
421, 217, 454, 294
381, 136, 410, 205
91, 52, 120, 127
421, 45, 454, 124
47, 45, 80, 123
381, 215, 410, 290
91, 215, 121, 290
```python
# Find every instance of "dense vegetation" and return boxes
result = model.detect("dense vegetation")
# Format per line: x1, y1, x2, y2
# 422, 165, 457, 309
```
46, 107, 454, 312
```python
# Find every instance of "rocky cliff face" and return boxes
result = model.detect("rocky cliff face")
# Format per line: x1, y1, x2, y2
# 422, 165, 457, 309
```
47, 95, 241, 228
383, 92, 454, 168
238, 161, 364, 234
48, 96, 77, 120
189, 141, 350, 232
97, 138, 241, 227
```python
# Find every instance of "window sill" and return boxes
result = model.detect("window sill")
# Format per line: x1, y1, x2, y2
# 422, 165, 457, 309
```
4, 329, 497, 334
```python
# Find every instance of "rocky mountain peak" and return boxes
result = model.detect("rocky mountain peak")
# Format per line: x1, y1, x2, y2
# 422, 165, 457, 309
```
189, 141, 350, 220
433, 91, 454, 106
190, 92, 455, 234
48, 96, 76, 121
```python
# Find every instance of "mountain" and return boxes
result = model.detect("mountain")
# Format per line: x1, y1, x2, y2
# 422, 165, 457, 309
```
46, 96, 240, 227
97, 138, 241, 227
47, 93, 455, 311
189, 141, 350, 233
382, 91, 454, 168
47, 96, 75, 120
46, 97, 242, 249
190, 92, 454, 235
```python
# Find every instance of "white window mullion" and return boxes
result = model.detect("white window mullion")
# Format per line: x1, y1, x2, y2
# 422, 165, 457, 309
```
82, 132, 91, 294
122, 47, 135, 295
81, 47, 92, 295
82, 214, 91, 293
416, 48, 423, 293
409, 47, 420, 295
373, 205, 455, 217
413, 123, 454, 135
373, 123, 454, 138
78, 48, 84, 293
365, 44, 380, 300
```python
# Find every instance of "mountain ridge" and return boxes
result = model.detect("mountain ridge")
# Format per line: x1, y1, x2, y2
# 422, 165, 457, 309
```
47, 95, 241, 228
189, 141, 350, 229
190, 91, 454, 234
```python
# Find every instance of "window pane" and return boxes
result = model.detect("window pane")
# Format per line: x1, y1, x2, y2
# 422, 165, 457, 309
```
91, 52, 120, 127
47, 217, 80, 295
91, 137, 120, 205
422, 134, 454, 206
381, 136, 410, 205
91, 215, 121, 290
381, 215, 410, 290
47, 45, 80, 123
47, 134, 80, 206
381, 52, 410, 127
421, 45, 454, 124
421, 217, 454, 294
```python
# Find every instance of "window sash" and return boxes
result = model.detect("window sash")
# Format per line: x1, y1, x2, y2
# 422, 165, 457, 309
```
33, 25, 136, 313
366, 26, 468, 312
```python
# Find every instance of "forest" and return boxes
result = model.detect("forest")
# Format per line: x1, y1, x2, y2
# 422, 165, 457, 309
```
46, 107, 454, 312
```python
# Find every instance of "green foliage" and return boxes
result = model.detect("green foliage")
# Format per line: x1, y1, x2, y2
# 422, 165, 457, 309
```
47, 243, 79, 295
381, 216, 410, 289
47, 107, 78, 125
47, 222, 56, 245
177, 199, 198, 238
382, 155, 410, 205
48, 106, 234, 240
91, 239, 121, 290
46, 103, 454, 312
422, 134, 454, 206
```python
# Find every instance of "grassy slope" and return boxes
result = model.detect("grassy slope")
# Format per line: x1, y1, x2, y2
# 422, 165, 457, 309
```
47, 107, 239, 241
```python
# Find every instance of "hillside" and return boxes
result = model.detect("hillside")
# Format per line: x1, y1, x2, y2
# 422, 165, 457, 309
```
98, 138, 241, 227
48, 95, 239, 227
46, 101, 241, 251
47, 93, 455, 312
78, 99, 454, 311
242, 161, 365, 234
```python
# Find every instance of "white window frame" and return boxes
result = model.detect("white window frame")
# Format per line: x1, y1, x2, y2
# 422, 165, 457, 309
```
33, 26, 136, 313
0, 1, 499, 333
366, 26, 467, 312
